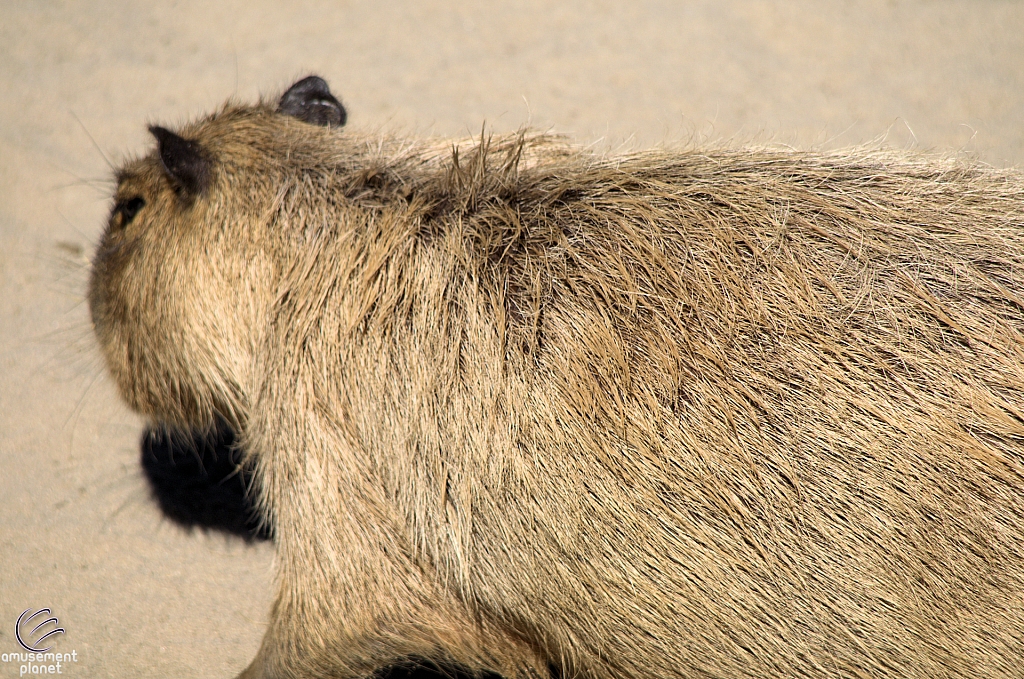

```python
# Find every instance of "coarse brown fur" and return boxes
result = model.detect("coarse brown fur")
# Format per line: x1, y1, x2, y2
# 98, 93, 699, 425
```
90, 78, 1024, 679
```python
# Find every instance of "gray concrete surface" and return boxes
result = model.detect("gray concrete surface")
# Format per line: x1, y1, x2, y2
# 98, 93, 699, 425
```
2, 1, 1023, 676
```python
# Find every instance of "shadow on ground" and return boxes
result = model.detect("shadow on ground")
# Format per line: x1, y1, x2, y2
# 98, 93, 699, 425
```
140, 419, 270, 542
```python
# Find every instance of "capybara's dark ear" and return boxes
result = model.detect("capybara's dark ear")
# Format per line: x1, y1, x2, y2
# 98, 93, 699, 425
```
278, 76, 347, 128
149, 126, 212, 196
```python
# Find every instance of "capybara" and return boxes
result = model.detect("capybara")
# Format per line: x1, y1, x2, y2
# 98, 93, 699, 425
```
89, 76, 1024, 679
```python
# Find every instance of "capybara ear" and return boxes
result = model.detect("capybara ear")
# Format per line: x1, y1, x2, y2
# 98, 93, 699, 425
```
278, 75, 347, 128
149, 126, 212, 196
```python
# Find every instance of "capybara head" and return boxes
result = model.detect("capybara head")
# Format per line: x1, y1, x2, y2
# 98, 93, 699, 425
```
88, 77, 346, 428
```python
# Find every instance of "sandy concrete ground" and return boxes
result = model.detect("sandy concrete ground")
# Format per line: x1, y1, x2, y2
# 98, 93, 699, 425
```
2, 1, 1023, 677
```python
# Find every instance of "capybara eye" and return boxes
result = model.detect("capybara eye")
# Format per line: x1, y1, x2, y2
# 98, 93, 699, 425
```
113, 196, 146, 228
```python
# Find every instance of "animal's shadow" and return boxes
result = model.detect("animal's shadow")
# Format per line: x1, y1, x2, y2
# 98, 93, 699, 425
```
139, 422, 509, 679
140, 419, 270, 541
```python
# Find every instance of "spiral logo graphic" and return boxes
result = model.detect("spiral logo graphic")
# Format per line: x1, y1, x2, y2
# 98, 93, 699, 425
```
16, 609, 65, 652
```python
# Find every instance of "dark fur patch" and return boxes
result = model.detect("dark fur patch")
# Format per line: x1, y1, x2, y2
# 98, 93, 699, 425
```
375, 658, 505, 679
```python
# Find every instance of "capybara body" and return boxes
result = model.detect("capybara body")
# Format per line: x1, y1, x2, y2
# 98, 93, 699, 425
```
89, 77, 1024, 679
